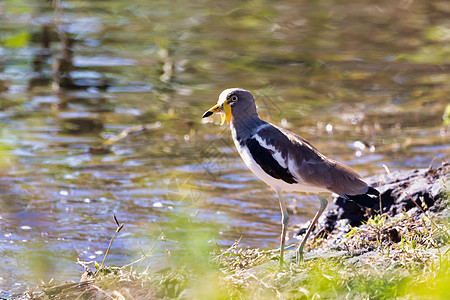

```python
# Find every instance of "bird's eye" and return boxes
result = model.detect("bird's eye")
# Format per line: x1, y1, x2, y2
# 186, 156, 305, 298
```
230, 95, 238, 102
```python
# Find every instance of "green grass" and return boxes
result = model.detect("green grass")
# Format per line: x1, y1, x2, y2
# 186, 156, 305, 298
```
29, 190, 450, 299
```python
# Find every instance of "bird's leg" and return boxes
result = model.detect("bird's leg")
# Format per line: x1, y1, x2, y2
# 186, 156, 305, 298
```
276, 190, 289, 268
295, 196, 328, 263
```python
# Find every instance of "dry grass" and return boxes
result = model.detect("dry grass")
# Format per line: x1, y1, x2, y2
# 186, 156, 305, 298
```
22, 188, 450, 299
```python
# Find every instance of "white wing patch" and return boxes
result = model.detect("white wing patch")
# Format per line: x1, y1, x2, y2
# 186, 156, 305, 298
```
235, 133, 328, 194
253, 134, 288, 169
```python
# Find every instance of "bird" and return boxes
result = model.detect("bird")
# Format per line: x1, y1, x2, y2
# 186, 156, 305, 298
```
202, 88, 380, 266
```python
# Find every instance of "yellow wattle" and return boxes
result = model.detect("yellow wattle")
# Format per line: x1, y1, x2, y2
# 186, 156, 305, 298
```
223, 102, 231, 124
220, 113, 226, 125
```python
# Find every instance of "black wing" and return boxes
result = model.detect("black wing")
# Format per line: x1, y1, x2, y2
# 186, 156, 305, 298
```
245, 137, 297, 184
345, 186, 380, 210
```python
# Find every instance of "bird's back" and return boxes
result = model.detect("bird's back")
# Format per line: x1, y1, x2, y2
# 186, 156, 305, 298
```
254, 124, 371, 196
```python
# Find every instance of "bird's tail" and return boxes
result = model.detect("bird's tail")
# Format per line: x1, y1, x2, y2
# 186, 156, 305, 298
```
345, 187, 380, 210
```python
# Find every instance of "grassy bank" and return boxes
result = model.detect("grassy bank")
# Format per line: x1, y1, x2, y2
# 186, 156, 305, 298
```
26, 189, 449, 300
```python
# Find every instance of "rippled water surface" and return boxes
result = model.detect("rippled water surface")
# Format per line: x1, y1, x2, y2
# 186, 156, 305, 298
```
0, 0, 449, 294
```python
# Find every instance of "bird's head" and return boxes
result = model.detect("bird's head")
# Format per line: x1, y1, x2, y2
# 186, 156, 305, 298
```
202, 88, 257, 125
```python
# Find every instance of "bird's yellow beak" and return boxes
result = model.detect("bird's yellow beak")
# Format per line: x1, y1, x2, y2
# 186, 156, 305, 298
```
202, 102, 232, 125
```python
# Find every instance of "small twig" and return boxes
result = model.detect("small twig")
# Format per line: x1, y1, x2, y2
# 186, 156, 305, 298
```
96, 214, 124, 276
134, 232, 164, 273
427, 158, 438, 171
378, 178, 384, 213
216, 237, 242, 259
90, 284, 116, 300
102, 122, 161, 146
77, 259, 95, 277
162, 233, 173, 270
247, 273, 281, 298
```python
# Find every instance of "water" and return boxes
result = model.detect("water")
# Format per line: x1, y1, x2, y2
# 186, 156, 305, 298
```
0, 0, 449, 294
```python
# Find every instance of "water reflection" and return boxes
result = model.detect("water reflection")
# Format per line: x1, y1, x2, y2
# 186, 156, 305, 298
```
0, 0, 449, 295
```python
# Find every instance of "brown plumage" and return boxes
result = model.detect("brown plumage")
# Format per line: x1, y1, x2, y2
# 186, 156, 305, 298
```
273, 126, 370, 196
203, 88, 379, 266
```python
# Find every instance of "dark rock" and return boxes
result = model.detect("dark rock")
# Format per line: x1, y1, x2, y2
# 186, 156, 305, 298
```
60, 117, 104, 134
296, 163, 449, 237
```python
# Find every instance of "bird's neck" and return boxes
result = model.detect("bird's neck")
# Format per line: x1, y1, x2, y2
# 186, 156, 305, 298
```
230, 115, 266, 144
